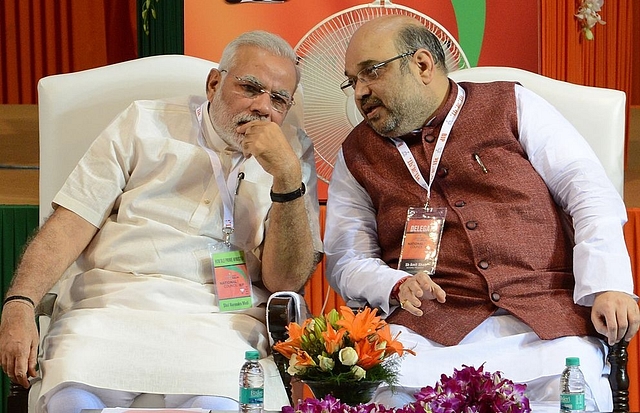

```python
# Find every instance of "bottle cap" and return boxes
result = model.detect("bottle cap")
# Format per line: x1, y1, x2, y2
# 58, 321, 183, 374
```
245, 350, 260, 360
565, 357, 580, 366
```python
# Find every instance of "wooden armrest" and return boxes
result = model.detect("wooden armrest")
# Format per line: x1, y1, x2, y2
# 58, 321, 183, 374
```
267, 296, 298, 404
8, 381, 29, 412
608, 340, 630, 413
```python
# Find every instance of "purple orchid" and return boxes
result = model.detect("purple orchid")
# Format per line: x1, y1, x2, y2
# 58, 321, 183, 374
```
286, 364, 531, 413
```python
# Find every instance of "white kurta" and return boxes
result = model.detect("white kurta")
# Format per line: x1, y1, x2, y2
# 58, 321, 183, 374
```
324, 84, 635, 412
36, 95, 322, 412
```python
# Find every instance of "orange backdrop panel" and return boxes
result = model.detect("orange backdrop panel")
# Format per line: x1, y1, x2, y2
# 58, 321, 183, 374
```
184, 0, 539, 73
185, 0, 458, 63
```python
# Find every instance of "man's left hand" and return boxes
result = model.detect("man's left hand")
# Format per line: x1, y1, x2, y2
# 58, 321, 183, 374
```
591, 291, 640, 345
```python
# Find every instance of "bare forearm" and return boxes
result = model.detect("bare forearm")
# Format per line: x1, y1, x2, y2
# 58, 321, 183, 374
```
6, 207, 97, 304
261, 197, 317, 292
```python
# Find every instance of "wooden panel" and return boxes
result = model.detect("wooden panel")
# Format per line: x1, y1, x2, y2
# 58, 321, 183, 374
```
0, 104, 39, 205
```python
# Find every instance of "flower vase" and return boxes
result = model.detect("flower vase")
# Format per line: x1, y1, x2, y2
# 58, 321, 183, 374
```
302, 380, 382, 405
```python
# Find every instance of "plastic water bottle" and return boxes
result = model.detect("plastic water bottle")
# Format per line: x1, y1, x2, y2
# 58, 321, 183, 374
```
560, 356, 586, 412
239, 350, 264, 413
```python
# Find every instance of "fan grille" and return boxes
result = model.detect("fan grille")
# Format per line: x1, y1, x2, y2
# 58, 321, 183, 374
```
295, 3, 469, 183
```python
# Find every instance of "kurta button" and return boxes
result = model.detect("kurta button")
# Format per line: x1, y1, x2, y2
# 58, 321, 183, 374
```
436, 167, 448, 178
203, 199, 211, 205
465, 220, 478, 230
454, 200, 466, 207
491, 292, 501, 302
424, 134, 436, 143
478, 260, 489, 269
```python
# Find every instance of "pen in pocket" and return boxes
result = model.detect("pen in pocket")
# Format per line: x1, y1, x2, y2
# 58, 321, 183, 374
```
473, 153, 489, 174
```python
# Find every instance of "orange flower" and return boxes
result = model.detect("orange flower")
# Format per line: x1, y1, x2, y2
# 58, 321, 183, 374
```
273, 318, 312, 358
336, 306, 382, 342
272, 306, 414, 385
293, 350, 316, 367
376, 324, 416, 358
322, 321, 345, 354
354, 337, 385, 370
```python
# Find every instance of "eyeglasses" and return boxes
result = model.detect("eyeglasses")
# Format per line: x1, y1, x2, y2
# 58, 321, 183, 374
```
220, 70, 295, 114
340, 50, 416, 94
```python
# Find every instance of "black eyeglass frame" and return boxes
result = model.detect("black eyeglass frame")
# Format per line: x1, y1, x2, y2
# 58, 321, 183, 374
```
340, 50, 417, 92
219, 69, 295, 113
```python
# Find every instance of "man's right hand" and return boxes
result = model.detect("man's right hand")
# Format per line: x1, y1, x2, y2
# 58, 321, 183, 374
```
397, 271, 447, 316
0, 303, 39, 388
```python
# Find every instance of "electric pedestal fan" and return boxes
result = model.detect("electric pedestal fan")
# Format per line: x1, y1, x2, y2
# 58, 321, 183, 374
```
294, 0, 470, 183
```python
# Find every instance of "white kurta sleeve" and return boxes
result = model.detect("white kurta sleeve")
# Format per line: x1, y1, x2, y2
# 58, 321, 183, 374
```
324, 149, 411, 316
515, 84, 635, 305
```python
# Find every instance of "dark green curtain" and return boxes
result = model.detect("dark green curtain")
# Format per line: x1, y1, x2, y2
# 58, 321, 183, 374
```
137, 0, 185, 57
1, 206, 39, 413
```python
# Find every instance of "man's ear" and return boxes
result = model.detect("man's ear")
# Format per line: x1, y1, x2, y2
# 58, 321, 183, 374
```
414, 49, 436, 85
206, 68, 222, 102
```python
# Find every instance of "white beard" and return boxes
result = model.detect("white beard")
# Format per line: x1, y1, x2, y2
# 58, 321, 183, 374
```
209, 95, 267, 152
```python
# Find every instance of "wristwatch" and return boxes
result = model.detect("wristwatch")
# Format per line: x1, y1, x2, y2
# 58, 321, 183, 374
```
270, 182, 306, 203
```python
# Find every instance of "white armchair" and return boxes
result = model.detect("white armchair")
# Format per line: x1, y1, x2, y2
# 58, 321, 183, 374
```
449, 66, 629, 413
8, 54, 307, 412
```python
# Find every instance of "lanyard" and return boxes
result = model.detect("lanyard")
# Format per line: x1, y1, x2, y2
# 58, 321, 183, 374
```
195, 102, 243, 245
389, 84, 465, 206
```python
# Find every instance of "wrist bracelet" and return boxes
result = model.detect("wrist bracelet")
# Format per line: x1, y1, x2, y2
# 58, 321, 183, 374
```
390, 277, 411, 301
270, 182, 306, 203
3, 295, 35, 308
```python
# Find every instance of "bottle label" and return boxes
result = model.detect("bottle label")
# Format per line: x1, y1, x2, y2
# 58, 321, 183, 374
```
560, 393, 585, 410
240, 387, 264, 404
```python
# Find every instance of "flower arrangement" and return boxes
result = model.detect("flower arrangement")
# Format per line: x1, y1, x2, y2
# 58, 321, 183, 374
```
283, 364, 531, 413
273, 306, 414, 386
575, 0, 606, 40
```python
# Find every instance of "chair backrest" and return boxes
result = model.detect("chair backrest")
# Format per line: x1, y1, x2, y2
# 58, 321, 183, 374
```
37, 55, 216, 224
448, 66, 626, 196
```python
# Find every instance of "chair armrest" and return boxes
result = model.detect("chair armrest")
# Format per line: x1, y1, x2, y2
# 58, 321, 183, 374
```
8, 382, 29, 413
608, 340, 630, 413
266, 291, 308, 405
35, 292, 57, 318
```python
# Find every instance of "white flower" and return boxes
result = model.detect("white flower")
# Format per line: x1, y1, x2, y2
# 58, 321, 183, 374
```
318, 355, 335, 372
575, 0, 606, 40
338, 347, 359, 366
351, 365, 366, 380
286, 353, 307, 376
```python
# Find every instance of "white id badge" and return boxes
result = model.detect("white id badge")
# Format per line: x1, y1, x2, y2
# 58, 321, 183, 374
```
397, 207, 447, 275
209, 243, 253, 312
